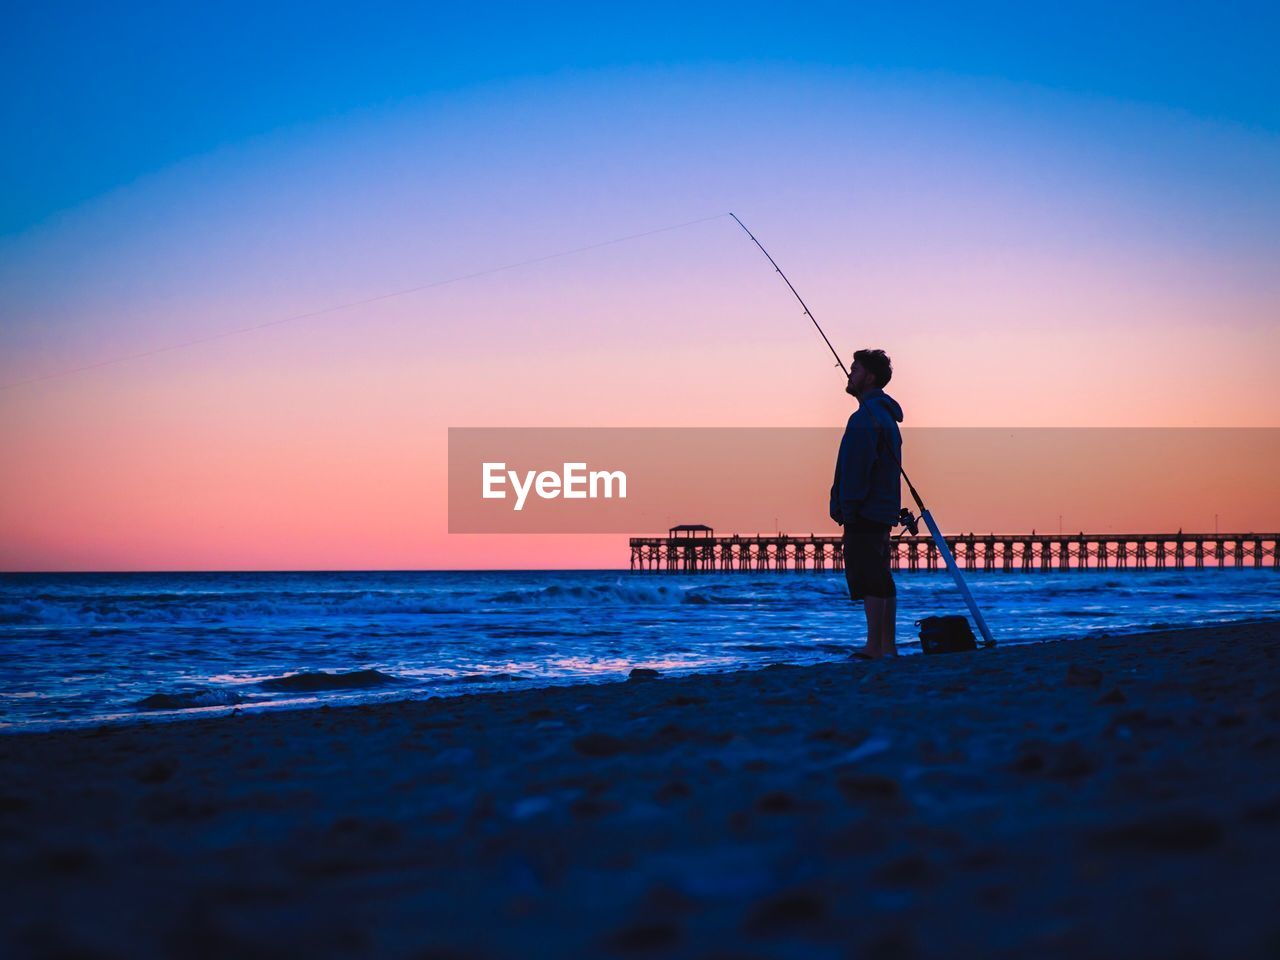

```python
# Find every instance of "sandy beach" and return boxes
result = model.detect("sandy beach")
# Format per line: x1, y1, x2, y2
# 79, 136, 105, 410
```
3, 620, 1279, 959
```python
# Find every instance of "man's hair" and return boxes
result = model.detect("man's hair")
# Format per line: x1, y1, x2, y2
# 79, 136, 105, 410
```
853, 348, 892, 387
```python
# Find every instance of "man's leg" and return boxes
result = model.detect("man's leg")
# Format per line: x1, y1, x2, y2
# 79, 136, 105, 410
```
879, 595, 898, 657
862, 597, 884, 658
872, 527, 898, 658
846, 529, 875, 659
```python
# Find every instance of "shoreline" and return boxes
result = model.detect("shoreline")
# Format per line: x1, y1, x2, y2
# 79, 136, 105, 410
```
3, 620, 1279, 957
8, 611, 1280, 737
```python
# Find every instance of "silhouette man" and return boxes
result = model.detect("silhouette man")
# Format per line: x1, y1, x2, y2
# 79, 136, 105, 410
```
830, 349, 903, 659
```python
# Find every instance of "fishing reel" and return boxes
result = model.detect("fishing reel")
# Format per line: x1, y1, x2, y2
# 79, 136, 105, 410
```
895, 508, 920, 536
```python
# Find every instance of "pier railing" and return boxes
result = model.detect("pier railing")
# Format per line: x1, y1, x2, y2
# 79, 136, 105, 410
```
629, 533, 1280, 572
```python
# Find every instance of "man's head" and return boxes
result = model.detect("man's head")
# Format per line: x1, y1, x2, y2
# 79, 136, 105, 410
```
846, 348, 892, 398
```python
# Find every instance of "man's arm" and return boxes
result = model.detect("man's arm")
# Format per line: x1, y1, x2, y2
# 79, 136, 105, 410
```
830, 457, 843, 524
834, 414, 880, 519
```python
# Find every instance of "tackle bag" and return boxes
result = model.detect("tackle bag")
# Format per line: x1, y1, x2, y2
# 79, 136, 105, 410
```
917, 615, 978, 655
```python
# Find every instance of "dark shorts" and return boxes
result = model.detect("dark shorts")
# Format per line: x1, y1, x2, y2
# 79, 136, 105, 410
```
842, 514, 896, 600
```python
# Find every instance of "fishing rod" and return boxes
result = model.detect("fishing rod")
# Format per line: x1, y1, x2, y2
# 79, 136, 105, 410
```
728, 213, 846, 377
728, 212, 995, 648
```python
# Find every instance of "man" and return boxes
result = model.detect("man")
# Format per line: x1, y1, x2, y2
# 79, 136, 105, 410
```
830, 348, 903, 659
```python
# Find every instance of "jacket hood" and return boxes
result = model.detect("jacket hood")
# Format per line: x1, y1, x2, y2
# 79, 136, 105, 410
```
860, 388, 903, 423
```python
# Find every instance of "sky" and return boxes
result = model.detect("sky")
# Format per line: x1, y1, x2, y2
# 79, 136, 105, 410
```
1, 1, 1278, 570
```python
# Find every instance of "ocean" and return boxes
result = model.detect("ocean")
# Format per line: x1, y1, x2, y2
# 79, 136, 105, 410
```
2, 568, 1277, 730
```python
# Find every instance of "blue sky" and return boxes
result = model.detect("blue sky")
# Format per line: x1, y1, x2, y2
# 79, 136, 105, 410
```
3, 2, 1278, 569
4, 1, 1278, 234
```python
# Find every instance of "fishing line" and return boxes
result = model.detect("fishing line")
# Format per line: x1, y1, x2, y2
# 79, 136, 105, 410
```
1, 212, 730, 392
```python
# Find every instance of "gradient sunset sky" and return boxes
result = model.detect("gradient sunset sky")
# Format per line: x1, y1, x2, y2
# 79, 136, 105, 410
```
2, 2, 1277, 570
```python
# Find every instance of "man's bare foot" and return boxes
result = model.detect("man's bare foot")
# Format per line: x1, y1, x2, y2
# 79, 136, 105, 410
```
849, 647, 876, 661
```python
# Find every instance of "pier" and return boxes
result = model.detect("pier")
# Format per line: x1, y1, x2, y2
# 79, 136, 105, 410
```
630, 526, 1280, 572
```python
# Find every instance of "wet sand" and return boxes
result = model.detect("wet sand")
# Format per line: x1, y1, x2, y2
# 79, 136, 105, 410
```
3, 620, 1279, 959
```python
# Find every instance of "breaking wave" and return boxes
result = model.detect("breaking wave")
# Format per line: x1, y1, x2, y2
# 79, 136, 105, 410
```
135, 688, 246, 710
491, 581, 689, 605
258, 669, 402, 692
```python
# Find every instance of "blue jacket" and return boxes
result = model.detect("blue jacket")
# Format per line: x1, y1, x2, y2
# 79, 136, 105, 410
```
830, 388, 904, 526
